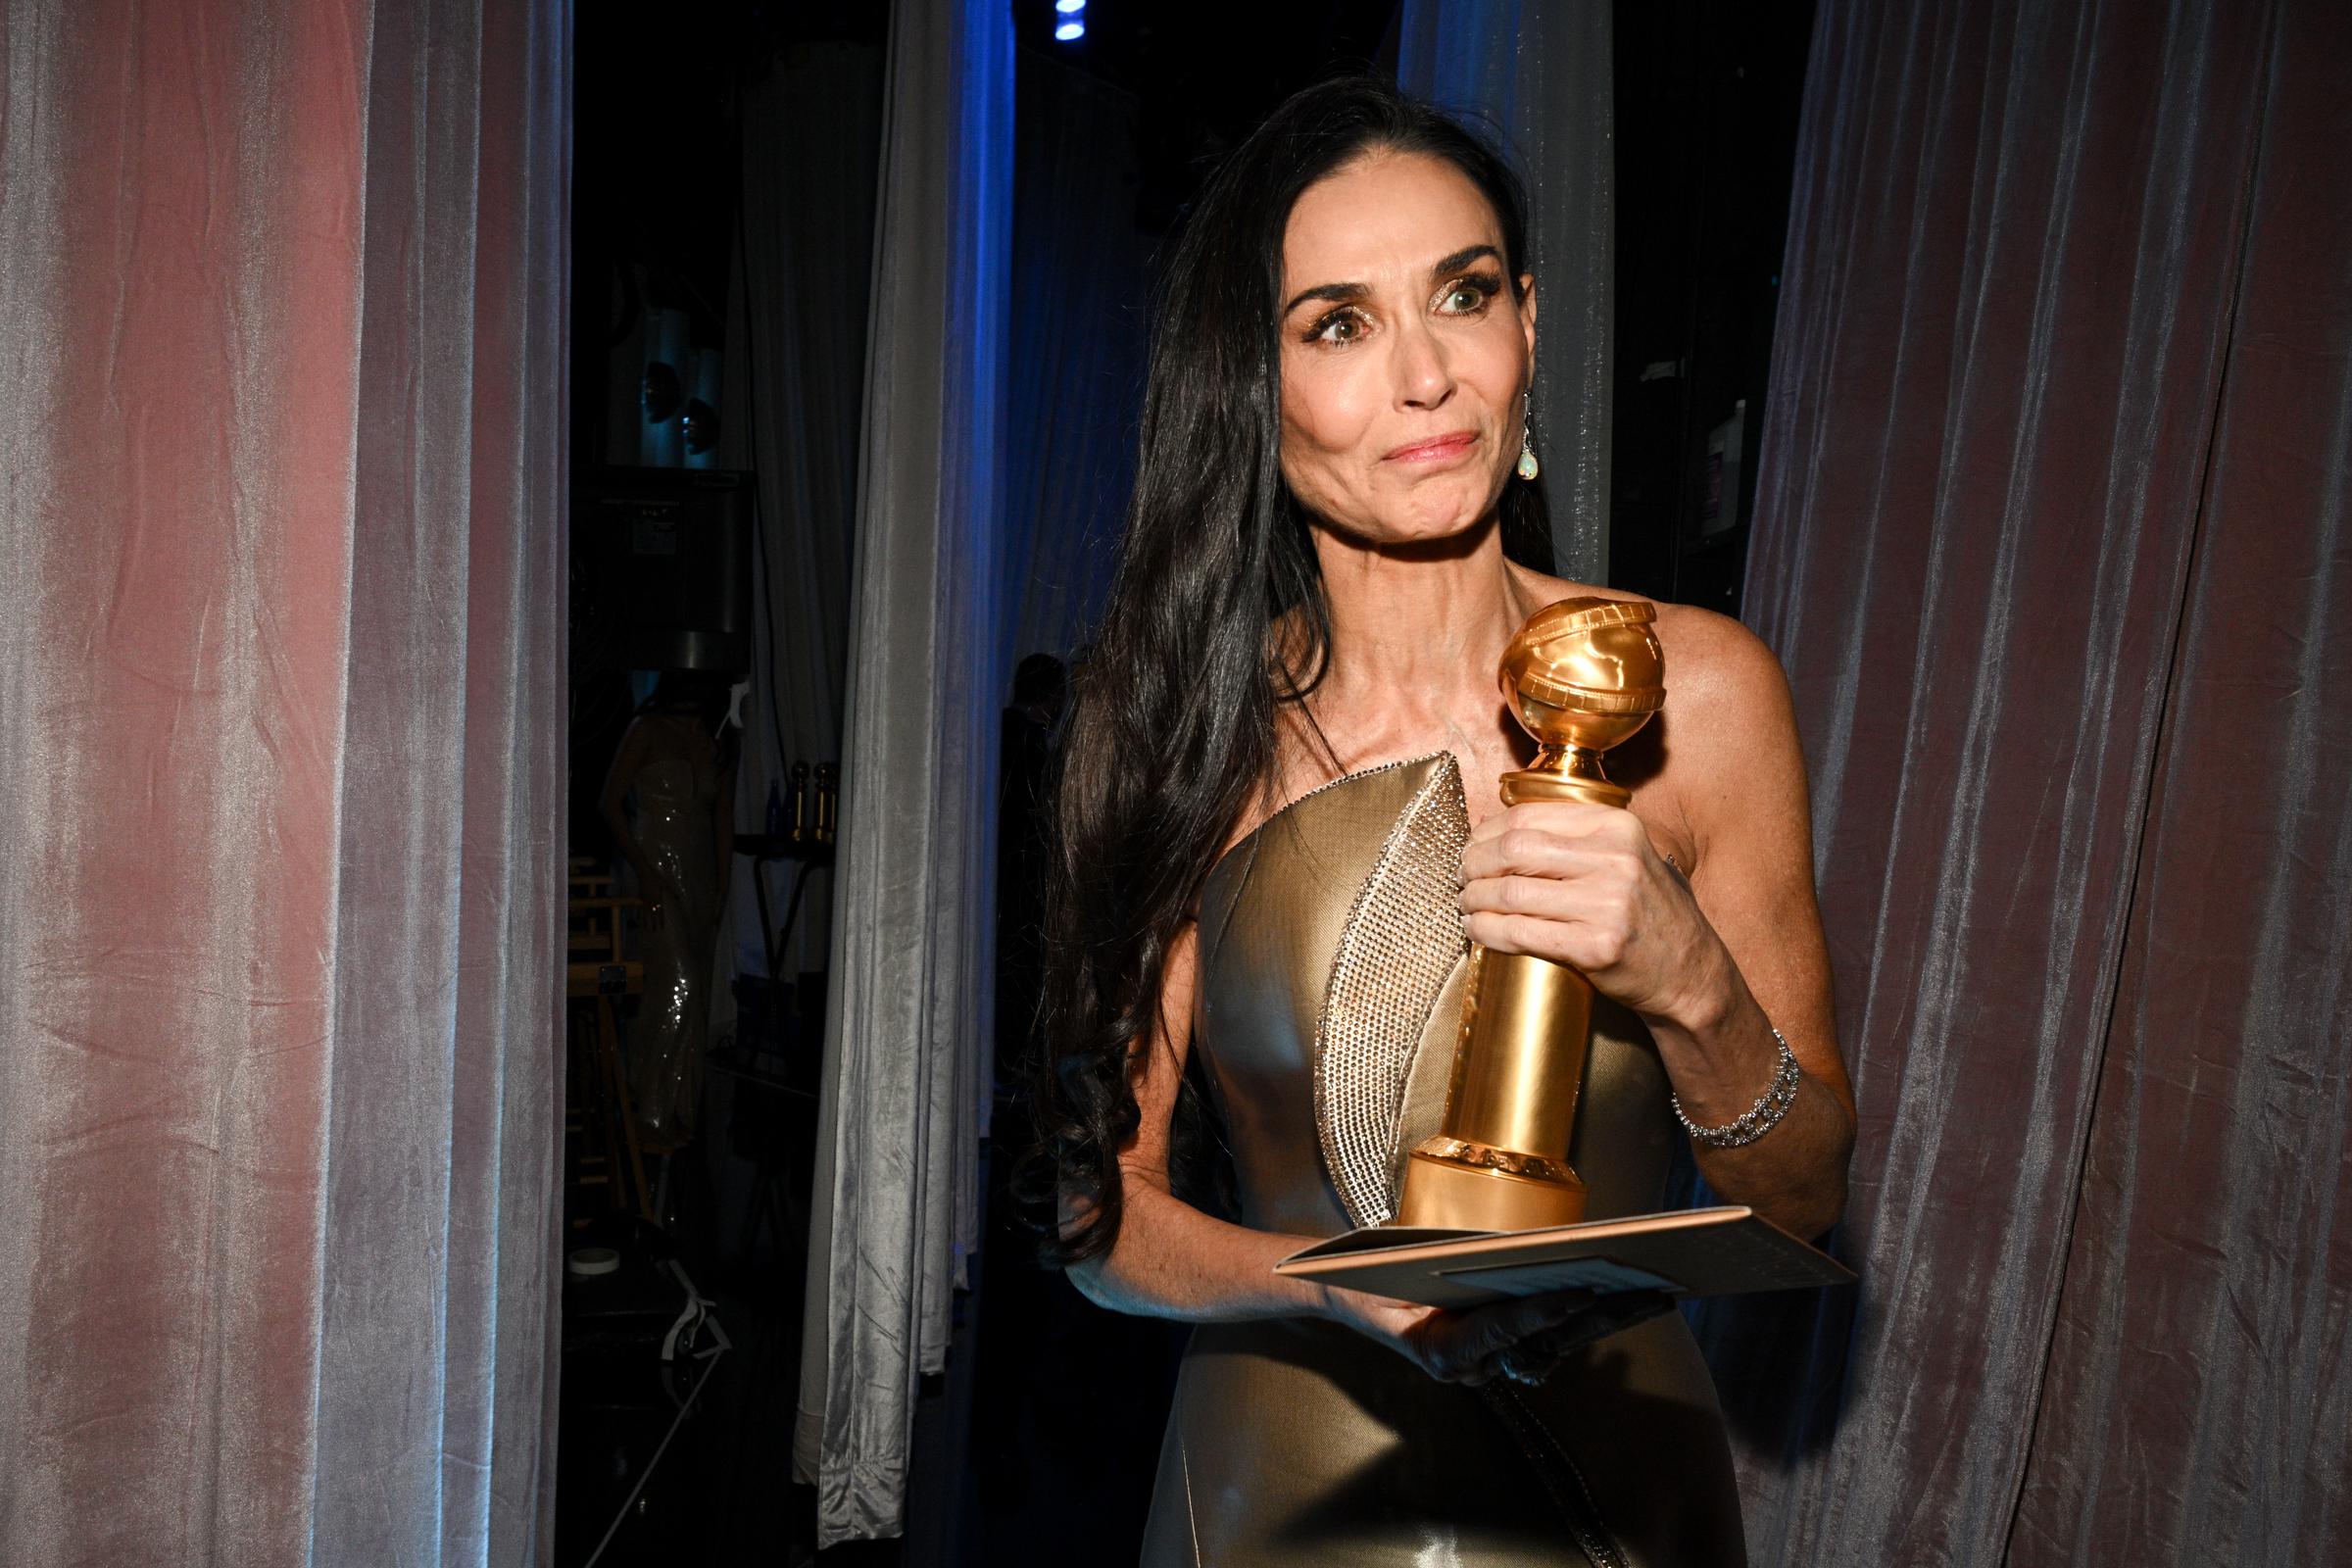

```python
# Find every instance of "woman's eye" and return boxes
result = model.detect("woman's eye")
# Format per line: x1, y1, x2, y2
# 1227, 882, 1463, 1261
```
1312, 311, 1367, 344
1440, 283, 1489, 314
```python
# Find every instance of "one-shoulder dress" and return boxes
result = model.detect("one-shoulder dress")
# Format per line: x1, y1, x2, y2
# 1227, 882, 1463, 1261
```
1138, 753, 1746, 1567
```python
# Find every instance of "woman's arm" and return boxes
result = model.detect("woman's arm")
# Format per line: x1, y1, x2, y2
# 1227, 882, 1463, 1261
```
1065, 922, 1339, 1323
1068, 921, 1630, 1380
1458, 612, 1856, 1239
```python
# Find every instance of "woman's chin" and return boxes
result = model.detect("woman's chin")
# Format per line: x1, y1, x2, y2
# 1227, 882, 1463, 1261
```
1366, 503, 1496, 554
1308, 480, 1505, 554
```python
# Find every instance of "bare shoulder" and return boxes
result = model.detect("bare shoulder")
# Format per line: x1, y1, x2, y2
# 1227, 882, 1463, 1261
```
1651, 603, 1792, 722
1646, 604, 1808, 870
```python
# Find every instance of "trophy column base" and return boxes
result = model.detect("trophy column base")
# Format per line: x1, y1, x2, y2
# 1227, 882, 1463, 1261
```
1396, 1144, 1589, 1233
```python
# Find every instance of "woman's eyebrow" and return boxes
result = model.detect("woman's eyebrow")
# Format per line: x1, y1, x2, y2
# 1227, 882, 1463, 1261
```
1429, 243, 1501, 276
1280, 243, 1503, 317
1283, 279, 1368, 315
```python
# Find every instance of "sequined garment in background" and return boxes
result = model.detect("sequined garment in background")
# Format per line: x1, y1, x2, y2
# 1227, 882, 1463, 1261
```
626, 736, 720, 1138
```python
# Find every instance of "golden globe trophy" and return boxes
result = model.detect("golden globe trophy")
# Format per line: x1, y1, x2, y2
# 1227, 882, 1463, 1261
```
1396, 597, 1666, 1233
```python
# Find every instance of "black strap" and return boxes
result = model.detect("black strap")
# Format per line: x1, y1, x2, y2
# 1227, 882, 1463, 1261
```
1478, 1381, 1632, 1568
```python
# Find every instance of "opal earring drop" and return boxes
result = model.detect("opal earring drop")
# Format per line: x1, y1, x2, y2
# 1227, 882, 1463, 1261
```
1517, 391, 1541, 481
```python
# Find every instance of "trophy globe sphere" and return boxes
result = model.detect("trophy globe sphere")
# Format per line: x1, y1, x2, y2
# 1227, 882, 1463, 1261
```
1495, 598, 1666, 808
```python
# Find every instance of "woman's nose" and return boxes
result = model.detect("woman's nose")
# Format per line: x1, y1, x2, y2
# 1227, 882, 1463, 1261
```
1393, 321, 1455, 410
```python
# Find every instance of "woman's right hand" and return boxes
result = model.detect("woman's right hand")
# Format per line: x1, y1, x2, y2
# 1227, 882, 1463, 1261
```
1329, 1286, 1674, 1386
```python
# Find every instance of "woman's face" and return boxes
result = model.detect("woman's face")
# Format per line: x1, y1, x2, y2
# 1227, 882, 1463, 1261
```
1276, 149, 1537, 548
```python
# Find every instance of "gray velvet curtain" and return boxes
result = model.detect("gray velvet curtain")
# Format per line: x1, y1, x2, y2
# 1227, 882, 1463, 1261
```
790, 0, 1014, 1544
1396, 0, 1614, 583
720, 41, 887, 981
0, 2, 570, 1563
1702, 0, 2352, 1560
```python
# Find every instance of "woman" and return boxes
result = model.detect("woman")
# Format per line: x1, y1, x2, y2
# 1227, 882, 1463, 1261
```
1030, 79, 1854, 1566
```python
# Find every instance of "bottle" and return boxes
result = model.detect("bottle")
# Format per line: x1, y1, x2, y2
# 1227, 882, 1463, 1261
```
815, 763, 839, 845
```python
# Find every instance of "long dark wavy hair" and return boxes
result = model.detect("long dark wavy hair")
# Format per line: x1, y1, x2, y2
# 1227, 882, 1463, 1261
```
1023, 77, 1550, 1267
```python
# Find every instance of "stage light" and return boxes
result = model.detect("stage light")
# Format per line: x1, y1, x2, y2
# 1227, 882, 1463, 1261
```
1054, 0, 1084, 11
1054, 19, 1085, 40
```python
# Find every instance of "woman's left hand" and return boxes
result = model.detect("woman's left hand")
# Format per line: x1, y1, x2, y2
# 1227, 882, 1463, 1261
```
1456, 801, 1724, 1025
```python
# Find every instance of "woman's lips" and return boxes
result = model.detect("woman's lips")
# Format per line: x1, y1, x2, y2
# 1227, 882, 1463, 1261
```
1384, 430, 1480, 464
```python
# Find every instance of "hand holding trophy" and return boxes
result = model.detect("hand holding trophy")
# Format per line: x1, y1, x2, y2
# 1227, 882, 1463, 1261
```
1286, 592, 1847, 1303
1396, 597, 1667, 1233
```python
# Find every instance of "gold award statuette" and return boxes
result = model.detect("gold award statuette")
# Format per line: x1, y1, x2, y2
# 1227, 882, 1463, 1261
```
1396, 597, 1666, 1233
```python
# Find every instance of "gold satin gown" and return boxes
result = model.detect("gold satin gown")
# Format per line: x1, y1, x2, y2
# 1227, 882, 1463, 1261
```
1139, 754, 1746, 1567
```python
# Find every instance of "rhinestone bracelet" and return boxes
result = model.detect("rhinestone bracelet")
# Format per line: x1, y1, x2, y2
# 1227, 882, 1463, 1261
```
1672, 1027, 1803, 1149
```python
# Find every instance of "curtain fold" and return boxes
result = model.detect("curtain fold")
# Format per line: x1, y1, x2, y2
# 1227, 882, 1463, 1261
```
1396, 0, 1614, 582
1004, 55, 1148, 662
0, 1, 569, 1562
2009, 2, 2352, 1554
791, 0, 1014, 1545
719, 40, 887, 983
1709, 0, 2352, 1560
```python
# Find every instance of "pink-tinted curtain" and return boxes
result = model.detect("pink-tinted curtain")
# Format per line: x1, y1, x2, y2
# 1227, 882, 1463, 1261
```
0, 2, 570, 1564
1696, 0, 2352, 1561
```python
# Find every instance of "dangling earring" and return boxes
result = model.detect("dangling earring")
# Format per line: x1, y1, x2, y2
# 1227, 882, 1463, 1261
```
1517, 391, 1541, 481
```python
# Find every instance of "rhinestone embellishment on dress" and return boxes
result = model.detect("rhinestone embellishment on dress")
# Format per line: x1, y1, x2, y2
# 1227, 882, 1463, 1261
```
1312, 755, 1473, 1227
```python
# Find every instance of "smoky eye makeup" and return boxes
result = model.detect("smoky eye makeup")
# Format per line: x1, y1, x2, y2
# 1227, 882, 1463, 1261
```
1301, 305, 1370, 344
1438, 271, 1505, 311
1288, 264, 1507, 345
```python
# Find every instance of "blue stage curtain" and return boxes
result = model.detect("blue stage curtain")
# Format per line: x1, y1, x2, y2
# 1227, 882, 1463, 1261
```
1004, 54, 1151, 664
